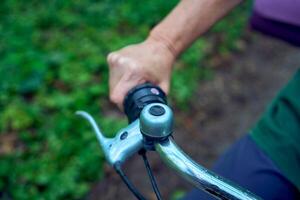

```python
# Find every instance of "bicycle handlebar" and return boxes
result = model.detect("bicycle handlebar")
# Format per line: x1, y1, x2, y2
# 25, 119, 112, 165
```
155, 138, 259, 200
76, 83, 262, 200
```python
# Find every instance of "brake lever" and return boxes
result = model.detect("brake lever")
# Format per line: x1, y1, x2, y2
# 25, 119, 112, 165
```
76, 111, 143, 165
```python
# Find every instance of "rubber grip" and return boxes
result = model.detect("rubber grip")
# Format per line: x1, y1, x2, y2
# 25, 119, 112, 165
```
123, 83, 167, 123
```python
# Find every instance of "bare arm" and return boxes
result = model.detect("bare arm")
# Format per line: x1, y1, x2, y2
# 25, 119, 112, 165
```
150, 0, 242, 57
108, 0, 242, 108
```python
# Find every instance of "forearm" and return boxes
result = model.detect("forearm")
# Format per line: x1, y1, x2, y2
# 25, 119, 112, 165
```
149, 0, 242, 57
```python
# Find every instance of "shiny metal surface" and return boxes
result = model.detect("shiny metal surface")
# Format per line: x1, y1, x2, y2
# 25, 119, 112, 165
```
76, 111, 143, 165
140, 103, 174, 139
77, 106, 262, 200
155, 138, 262, 200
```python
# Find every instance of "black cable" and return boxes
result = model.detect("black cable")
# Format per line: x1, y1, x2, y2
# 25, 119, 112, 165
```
114, 162, 147, 200
139, 150, 163, 200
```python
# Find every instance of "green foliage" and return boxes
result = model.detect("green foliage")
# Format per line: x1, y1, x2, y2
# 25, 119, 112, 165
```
211, 1, 252, 55
0, 0, 250, 199
171, 39, 213, 107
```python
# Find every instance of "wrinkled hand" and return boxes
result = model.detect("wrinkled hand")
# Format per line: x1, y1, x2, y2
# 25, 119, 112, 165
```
107, 38, 175, 109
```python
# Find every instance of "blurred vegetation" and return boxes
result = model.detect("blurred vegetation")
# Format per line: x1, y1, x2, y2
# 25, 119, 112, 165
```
0, 0, 251, 199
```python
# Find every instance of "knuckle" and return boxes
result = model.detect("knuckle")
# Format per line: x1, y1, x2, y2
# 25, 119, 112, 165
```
107, 52, 119, 64
127, 61, 141, 74
116, 56, 126, 65
107, 53, 114, 63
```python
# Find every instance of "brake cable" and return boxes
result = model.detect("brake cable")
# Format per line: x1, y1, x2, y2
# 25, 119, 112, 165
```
139, 150, 163, 200
114, 161, 146, 200
114, 148, 163, 200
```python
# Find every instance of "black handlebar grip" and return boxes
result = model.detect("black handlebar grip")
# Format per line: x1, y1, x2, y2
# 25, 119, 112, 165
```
123, 83, 167, 123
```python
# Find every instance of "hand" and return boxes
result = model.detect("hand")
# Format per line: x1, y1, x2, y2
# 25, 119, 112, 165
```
107, 37, 175, 109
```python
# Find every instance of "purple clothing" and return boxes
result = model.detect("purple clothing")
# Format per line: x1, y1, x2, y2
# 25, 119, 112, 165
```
250, 11, 300, 47
254, 0, 300, 26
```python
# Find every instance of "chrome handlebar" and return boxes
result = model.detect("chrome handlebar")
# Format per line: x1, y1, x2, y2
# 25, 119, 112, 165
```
155, 138, 259, 200
76, 103, 261, 200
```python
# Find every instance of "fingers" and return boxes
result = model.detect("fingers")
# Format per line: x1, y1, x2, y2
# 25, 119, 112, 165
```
106, 41, 174, 110
107, 52, 145, 109
159, 81, 170, 95
110, 76, 145, 110
107, 52, 131, 68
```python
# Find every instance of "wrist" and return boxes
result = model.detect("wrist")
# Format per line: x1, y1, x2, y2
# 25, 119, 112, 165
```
147, 31, 179, 59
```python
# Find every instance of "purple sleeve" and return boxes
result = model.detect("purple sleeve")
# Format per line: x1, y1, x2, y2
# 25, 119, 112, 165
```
254, 0, 300, 26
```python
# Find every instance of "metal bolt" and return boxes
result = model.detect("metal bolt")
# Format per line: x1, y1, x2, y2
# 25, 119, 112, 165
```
120, 131, 128, 140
